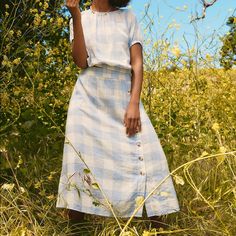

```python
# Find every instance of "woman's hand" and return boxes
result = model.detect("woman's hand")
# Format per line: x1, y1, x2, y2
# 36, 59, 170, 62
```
123, 102, 142, 137
66, 0, 81, 18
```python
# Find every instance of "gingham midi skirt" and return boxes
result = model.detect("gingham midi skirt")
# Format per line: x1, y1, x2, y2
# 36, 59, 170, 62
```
56, 64, 180, 217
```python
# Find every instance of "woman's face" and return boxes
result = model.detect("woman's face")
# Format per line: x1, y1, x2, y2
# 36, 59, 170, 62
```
108, 0, 130, 8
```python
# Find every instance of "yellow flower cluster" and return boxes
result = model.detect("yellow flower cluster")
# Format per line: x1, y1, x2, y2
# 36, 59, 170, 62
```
34, 14, 41, 26
212, 122, 220, 132
47, 171, 57, 181
1, 55, 21, 67
205, 54, 213, 62
171, 46, 181, 57
142, 231, 152, 236
1, 183, 15, 191
57, 17, 64, 27
30, 8, 38, 14
219, 146, 226, 154
2, 55, 10, 67
13, 58, 21, 65
43, 2, 49, 10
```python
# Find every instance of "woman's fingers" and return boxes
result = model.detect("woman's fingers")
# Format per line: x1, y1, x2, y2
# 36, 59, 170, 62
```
66, 0, 80, 15
126, 117, 131, 135
137, 119, 142, 132
123, 112, 127, 127
126, 118, 141, 136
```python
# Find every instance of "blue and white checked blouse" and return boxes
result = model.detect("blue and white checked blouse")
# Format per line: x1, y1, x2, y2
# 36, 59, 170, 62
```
56, 6, 180, 218
69, 7, 144, 71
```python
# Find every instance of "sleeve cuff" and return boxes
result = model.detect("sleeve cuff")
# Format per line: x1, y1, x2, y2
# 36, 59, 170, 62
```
129, 40, 143, 48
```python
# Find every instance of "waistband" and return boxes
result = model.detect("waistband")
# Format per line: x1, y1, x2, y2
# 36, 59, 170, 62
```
84, 64, 132, 76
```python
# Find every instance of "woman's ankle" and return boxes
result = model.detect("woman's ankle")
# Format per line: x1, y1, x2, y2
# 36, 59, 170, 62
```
67, 209, 85, 222
149, 215, 168, 229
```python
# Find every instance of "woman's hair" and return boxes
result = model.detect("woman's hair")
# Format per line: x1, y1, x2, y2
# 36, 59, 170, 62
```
108, 0, 131, 8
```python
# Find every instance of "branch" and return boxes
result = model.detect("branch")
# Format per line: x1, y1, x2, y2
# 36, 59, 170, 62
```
190, 0, 218, 23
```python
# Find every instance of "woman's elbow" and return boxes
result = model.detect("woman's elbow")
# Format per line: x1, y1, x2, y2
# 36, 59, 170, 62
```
72, 56, 88, 69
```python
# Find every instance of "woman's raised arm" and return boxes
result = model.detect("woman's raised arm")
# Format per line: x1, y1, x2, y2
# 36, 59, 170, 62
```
66, 0, 88, 69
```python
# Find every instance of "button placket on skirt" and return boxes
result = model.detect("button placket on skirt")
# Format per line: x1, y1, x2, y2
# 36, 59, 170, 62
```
134, 125, 147, 196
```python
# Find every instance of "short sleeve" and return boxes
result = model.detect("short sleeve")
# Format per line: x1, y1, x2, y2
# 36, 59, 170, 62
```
128, 10, 144, 48
69, 17, 74, 43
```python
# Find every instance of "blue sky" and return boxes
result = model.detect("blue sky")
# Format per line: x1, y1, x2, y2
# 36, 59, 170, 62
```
129, 0, 235, 55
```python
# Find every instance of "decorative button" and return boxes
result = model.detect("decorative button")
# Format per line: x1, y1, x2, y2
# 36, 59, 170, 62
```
138, 156, 143, 161
140, 170, 145, 175
136, 141, 141, 147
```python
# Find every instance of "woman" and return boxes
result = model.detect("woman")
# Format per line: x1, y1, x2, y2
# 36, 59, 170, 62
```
56, 0, 180, 228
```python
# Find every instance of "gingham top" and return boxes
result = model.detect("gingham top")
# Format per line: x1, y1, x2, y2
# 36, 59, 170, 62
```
69, 7, 144, 71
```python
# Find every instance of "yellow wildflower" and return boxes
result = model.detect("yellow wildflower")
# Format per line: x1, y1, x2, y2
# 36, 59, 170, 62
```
34, 14, 41, 26
2, 55, 10, 67
34, 181, 41, 189
1, 183, 15, 191
120, 231, 134, 236
135, 195, 144, 208
217, 146, 226, 164
190, 47, 195, 54
219, 146, 226, 154
13, 58, 21, 65
65, 66, 71, 73
41, 11, 46, 16
205, 54, 213, 61
43, 2, 49, 10
200, 151, 209, 157
46, 57, 53, 64
57, 17, 64, 27
15, 155, 23, 168
30, 8, 38, 13
47, 171, 56, 181
19, 186, 25, 193
46, 194, 55, 200
16, 30, 22, 37
9, 30, 14, 36
212, 122, 220, 132
42, 20, 47, 26
171, 46, 181, 57
142, 230, 152, 236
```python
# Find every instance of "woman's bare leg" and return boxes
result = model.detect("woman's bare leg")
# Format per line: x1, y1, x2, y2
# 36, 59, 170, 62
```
149, 215, 168, 229
66, 209, 85, 223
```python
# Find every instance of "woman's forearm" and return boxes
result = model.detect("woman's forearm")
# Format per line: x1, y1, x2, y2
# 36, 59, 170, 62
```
129, 61, 143, 105
71, 10, 88, 69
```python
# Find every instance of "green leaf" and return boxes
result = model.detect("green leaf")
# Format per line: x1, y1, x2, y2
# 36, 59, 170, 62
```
92, 182, 100, 190
83, 168, 90, 174
74, 185, 81, 198
92, 200, 101, 206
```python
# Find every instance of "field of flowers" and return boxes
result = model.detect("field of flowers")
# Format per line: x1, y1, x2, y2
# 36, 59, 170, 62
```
0, 0, 235, 235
